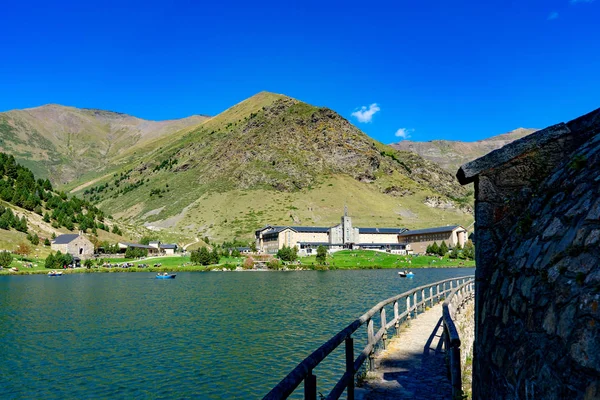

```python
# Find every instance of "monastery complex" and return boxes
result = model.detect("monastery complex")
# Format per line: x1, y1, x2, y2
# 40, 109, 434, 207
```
255, 208, 468, 255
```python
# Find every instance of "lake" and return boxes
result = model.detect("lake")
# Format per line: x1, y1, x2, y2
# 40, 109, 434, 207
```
0, 268, 474, 399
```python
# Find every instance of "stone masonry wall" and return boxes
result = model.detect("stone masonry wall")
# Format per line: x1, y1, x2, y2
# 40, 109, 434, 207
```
458, 108, 600, 400
454, 300, 475, 393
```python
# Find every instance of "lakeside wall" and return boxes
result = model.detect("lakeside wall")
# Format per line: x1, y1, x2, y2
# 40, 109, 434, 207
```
458, 108, 600, 399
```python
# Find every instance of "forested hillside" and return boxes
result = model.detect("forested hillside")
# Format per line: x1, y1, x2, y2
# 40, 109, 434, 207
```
0, 152, 121, 236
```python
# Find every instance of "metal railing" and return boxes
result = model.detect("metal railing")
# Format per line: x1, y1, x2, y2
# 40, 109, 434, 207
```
264, 275, 474, 400
442, 278, 475, 399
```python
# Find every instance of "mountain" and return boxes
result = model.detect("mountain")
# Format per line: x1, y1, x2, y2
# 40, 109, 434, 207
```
0, 104, 209, 184
390, 128, 537, 174
65, 92, 473, 242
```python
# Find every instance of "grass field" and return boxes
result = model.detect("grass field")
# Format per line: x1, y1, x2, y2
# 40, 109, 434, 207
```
299, 250, 475, 269
1, 254, 245, 274
1, 250, 474, 275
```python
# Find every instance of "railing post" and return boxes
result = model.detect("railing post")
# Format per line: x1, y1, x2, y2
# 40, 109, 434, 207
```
367, 319, 375, 371
450, 344, 462, 399
429, 286, 434, 307
394, 300, 400, 337
406, 297, 411, 322
345, 337, 354, 400
381, 308, 388, 350
421, 289, 425, 311
305, 371, 317, 400
413, 293, 417, 317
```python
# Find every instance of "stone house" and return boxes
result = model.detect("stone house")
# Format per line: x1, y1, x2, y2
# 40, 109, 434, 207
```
397, 225, 468, 254
159, 244, 178, 255
457, 107, 600, 399
51, 234, 94, 259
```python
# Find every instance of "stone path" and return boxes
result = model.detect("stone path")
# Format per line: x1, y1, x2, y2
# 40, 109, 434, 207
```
355, 303, 452, 400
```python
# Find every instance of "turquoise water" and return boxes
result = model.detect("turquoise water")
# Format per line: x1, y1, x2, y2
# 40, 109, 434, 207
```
0, 268, 473, 398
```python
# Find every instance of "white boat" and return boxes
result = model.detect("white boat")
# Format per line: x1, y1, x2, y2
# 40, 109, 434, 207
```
398, 271, 414, 278
48, 270, 63, 276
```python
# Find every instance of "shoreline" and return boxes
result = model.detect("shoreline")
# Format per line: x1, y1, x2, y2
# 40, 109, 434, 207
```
0, 263, 476, 275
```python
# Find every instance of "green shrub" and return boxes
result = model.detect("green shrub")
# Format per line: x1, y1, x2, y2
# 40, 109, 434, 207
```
0, 251, 12, 267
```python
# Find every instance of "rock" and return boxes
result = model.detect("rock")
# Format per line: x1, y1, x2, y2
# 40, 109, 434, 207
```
542, 218, 563, 239
543, 306, 556, 335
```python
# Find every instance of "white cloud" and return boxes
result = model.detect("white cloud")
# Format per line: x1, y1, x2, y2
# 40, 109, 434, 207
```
547, 11, 559, 20
351, 103, 380, 123
395, 128, 413, 140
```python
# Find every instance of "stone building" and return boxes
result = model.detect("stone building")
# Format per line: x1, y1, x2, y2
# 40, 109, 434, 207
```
51, 233, 94, 259
255, 208, 409, 255
117, 241, 178, 255
457, 107, 600, 399
398, 225, 467, 254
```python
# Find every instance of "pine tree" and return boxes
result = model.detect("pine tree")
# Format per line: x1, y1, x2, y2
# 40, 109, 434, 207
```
200, 247, 211, 265
463, 240, 475, 260
430, 242, 439, 255
16, 216, 28, 232
211, 247, 220, 264
316, 245, 327, 264
45, 253, 55, 269
0, 251, 12, 267
439, 241, 448, 256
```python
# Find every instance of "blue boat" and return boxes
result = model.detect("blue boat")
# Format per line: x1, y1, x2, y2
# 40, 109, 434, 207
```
398, 271, 414, 278
156, 273, 176, 279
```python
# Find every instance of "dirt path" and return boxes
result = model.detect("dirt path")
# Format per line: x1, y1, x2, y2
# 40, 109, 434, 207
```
69, 172, 113, 193
356, 303, 452, 400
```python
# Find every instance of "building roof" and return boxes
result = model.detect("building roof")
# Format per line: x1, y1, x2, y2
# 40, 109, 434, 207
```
52, 234, 81, 244
291, 226, 330, 233
357, 243, 408, 247
259, 225, 330, 235
297, 242, 338, 247
260, 225, 406, 236
358, 227, 407, 234
160, 244, 178, 249
399, 225, 463, 237
120, 242, 155, 249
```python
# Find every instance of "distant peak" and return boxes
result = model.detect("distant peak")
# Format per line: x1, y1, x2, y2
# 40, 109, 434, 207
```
247, 91, 292, 101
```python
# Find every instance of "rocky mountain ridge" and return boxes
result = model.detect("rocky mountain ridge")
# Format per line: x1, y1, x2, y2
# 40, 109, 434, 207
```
391, 128, 537, 173
0, 104, 209, 184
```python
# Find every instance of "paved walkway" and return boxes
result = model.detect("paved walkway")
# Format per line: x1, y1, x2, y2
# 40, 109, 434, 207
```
356, 303, 452, 400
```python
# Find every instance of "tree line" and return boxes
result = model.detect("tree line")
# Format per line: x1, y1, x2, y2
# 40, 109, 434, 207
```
426, 240, 475, 259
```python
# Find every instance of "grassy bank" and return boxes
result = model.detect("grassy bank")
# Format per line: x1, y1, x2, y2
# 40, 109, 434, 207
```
300, 250, 475, 269
0, 251, 474, 275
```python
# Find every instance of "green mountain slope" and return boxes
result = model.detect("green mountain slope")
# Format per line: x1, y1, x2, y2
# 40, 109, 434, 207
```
0, 104, 209, 184
69, 92, 473, 241
391, 128, 537, 174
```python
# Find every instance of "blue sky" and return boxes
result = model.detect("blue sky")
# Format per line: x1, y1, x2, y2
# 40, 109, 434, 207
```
0, 0, 598, 143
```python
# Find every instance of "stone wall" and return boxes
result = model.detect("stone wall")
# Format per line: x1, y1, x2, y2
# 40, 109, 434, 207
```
455, 300, 475, 395
457, 108, 600, 400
